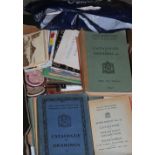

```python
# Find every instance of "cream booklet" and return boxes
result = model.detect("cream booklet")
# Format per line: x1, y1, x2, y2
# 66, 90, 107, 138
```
89, 96, 132, 155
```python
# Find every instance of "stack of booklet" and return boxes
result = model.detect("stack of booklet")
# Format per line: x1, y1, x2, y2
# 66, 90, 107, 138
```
43, 30, 81, 85
23, 25, 132, 155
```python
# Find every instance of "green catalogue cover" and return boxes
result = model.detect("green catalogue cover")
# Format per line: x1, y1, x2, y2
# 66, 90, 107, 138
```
78, 30, 132, 96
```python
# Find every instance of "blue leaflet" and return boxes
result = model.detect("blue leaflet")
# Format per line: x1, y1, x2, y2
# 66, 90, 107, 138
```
37, 93, 94, 155
25, 1, 132, 32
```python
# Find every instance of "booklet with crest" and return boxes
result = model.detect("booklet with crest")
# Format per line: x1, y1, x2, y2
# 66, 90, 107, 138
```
37, 94, 94, 155
89, 96, 132, 155
77, 30, 132, 96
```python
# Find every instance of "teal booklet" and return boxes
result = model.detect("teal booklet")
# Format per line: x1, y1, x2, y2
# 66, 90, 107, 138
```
78, 30, 132, 96
37, 94, 94, 155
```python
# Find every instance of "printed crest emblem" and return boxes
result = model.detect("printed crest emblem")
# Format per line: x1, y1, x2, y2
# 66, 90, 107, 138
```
58, 114, 71, 127
102, 61, 115, 73
105, 112, 111, 118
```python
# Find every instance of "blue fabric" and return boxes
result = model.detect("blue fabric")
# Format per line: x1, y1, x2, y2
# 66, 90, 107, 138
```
25, 1, 132, 32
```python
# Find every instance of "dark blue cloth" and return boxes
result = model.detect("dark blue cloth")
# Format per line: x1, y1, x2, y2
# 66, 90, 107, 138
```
25, 1, 132, 32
